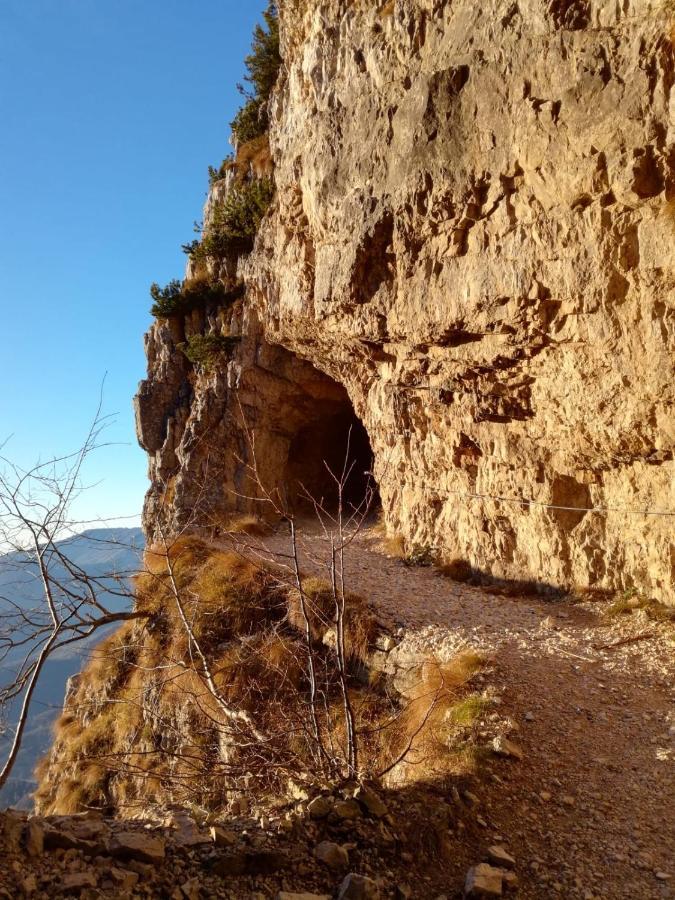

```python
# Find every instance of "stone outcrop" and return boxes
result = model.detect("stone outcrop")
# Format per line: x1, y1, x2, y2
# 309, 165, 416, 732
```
136, 0, 675, 600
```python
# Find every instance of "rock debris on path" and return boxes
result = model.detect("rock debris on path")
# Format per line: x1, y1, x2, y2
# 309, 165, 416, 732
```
237, 522, 675, 900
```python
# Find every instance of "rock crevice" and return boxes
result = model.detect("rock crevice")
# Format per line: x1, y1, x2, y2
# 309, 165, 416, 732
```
136, 0, 675, 600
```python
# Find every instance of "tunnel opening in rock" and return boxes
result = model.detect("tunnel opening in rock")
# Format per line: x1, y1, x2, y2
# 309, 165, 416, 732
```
285, 391, 378, 515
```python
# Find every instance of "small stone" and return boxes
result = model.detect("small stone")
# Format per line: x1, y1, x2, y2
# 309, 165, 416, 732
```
3, 811, 25, 852
61, 871, 98, 891
524, 712, 535, 722
337, 873, 381, 900
109, 831, 166, 864
21, 875, 38, 896
561, 795, 575, 807
655, 872, 671, 881
209, 825, 237, 847
487, 846, 515, 869
464, 863, 503, 897
464, 790, 481, 807
332, 799, 362, 821
308, 796, 333, 819
125, 860, 156, 878
539, 791, 552, 802
492, 736, 524, 761
181, 878, 201, 900
109, 867, 140, 890
277, 894, 330, 900
354, 785, 388, 818
315, 840, 349, 870
502, 871, 519, 892
25, 818, 44, 857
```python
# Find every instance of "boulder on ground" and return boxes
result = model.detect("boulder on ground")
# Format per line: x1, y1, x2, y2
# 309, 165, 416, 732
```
308, 795, 333, 819
492, 737, 523, 761
337, 873, 381, 900
315, 840, 349, 870
24, 818, 44, 857
487, 846, 515, 869
464, 863, 503, 897
332, 799, 362, 821
43, 825, 99, 856
109, 831, 166, 864
354, 785, 388, 818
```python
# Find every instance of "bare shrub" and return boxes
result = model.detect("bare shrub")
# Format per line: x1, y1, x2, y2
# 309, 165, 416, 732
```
0, 406, 146, 796
34, 421, 487, 816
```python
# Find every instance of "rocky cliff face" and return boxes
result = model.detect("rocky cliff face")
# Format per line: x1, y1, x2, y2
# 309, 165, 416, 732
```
136, 0, 675, 601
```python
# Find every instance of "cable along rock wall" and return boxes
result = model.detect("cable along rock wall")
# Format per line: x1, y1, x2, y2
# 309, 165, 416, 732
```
137, 0, 675, 602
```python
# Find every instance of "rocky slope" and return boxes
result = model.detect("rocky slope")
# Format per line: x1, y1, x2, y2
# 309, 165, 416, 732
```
23, 522, 675, 898
136, 0, 674, 602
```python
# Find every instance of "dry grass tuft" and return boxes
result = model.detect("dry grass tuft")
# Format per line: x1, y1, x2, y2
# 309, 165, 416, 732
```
370, 510, 388, 537
235, 134, 273, 180
605, 591, 675, 623
35, 536, 490, 816
382, 650, 487, 784
224, 514, 269, 536
143, 535, 212, 578
381, 533, 406, 558
287, 577, 381, 667
436, 558, 474, 582
448, 693, 489, 726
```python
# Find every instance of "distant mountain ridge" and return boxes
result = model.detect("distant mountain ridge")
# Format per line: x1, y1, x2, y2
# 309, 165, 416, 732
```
0, 526, 144, 808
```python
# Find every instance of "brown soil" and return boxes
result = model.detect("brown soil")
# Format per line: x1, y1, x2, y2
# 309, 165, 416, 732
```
2, 523, 672, 900
233, 520, 675, 900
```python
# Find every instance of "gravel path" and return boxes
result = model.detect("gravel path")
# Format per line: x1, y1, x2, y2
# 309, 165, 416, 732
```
232, 521, 675, 900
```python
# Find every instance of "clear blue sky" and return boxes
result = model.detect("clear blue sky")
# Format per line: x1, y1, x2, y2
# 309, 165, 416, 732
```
0, 0, 266, 529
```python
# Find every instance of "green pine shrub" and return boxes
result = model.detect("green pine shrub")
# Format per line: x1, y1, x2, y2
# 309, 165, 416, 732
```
179, 332, 241, 370
231, 3, 281, 145
150, 279, 243, 319
188, 177, 275, 262
231, 98, 268, 146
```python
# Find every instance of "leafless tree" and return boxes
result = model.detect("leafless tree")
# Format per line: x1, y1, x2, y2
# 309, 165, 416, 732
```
30, 414, 481, 814
0, 408, 147, 792
222, 417, 381, 781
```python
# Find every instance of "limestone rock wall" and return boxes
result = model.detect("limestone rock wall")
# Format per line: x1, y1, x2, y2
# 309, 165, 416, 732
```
137, 0, 675, 600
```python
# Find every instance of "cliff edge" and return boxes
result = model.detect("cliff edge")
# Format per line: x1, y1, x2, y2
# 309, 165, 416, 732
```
136, 0, 675, 599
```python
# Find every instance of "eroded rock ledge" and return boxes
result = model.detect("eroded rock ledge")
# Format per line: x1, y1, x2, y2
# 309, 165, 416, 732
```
136, 0, 674, 601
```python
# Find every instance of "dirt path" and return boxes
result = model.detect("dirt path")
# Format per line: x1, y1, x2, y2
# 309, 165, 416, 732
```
233, 521, 674, 900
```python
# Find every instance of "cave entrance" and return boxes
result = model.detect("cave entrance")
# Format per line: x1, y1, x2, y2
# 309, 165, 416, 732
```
285, 391, 378, 515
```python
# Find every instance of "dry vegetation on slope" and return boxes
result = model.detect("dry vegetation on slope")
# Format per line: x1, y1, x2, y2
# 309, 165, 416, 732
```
34, 538, 487, 819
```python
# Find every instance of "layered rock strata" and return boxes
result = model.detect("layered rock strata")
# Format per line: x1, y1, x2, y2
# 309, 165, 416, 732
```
136, 0, 675, 600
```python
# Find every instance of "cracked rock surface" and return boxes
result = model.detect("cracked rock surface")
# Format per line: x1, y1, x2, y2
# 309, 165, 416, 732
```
138, 0, 674, 600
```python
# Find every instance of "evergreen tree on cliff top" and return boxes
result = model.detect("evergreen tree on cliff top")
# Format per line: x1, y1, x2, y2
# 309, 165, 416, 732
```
231, 3, 281, 145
